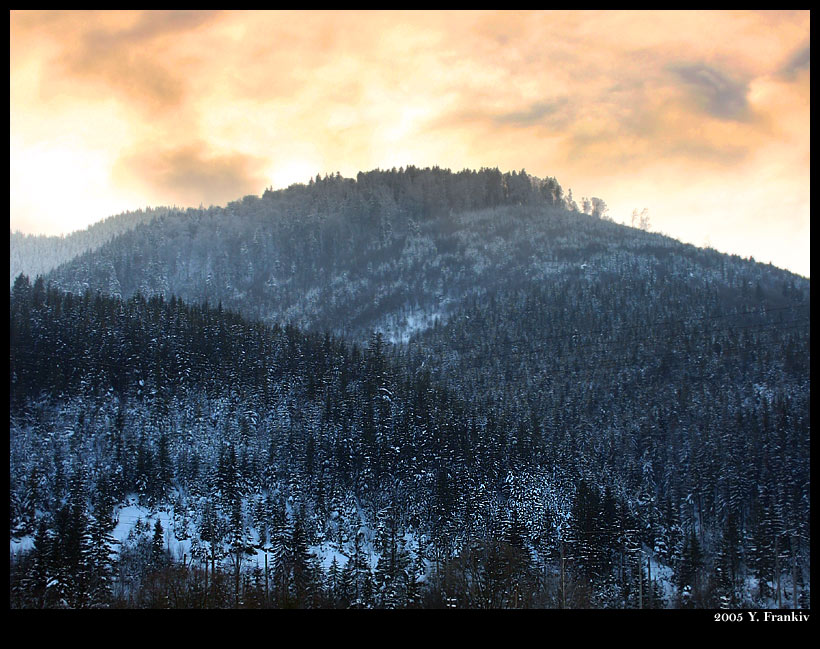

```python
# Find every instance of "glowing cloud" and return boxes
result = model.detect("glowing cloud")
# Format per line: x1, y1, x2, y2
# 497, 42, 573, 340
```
10, 10, 811, 276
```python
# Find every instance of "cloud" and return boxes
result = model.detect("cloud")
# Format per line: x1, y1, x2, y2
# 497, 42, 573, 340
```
668, 63, 750, 121
106, 10, 220, 43
493, 99, 570, 127
65, 51, 186, 113
9, 11, 811, 276
780, 44, 810, 79
115, 142, 269, 207
27, 11, 221, 114
428, 98, 574, 137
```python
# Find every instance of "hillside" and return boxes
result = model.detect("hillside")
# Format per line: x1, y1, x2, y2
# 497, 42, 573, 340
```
10, 280, 557, 608
10, 207, 174, 288
10, 166, 811, 609
46, 167, 587, 339
45, 168, 807, 345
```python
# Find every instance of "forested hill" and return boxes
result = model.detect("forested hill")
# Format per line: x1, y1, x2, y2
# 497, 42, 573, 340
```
8, 275, 811, 608
45, 166, 603, 339
10, 278, 567, 608
402, 268, 810, 609
43, 166, 807, 345
9, 165, 811, 609
10, 207, 173, 287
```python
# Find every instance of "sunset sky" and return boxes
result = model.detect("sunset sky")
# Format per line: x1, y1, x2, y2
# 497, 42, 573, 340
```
10, 10, 810, 276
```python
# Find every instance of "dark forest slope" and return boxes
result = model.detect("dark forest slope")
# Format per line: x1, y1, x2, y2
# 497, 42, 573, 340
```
10, 166, 811, 609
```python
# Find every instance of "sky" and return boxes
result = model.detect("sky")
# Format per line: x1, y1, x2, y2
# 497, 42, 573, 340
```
10, 10, 810, 277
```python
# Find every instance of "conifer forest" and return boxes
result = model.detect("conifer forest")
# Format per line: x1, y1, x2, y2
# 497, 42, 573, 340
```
9, 167, 810, 609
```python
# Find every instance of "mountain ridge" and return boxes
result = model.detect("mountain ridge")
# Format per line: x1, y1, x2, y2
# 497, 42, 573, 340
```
37, 166, 808, 343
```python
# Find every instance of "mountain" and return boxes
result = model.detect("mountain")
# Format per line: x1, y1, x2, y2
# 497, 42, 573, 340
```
10, 166, 811, 609
43, 167, 807, 344
45, 167, 582, 339
10, 206, 174, 288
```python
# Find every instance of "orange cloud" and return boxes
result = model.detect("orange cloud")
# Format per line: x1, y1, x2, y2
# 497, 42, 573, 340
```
779, 43, 810, 79
14, 10, 220, 115
10, 10, 811, 275
114, 141, 269, 207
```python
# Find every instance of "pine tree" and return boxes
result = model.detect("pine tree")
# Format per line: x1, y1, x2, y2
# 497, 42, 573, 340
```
51, 498, 93, 608
326, 556, 342, 608
289, 511, 313, 606
713, 512, 741, 608
152, 519, 167, 570
570, 479, 603, 599
87, 507, 117, 607
676, 528, 702, 607
750, 496, 776, 603
228, 495, 253, 607
374, 504, 410, 608
26, 518, 53, 608
345, 531, 373, 608
270, 506, 291, 607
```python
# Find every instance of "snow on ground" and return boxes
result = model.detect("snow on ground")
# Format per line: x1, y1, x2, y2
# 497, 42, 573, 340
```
379, 307, 444, 344
112, 495, 191, 561
12, 492, 434, 587
310, 542, 350, 571
10, 535, 34, 556
10, 496, 188, 562
647, 549, 676, 604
